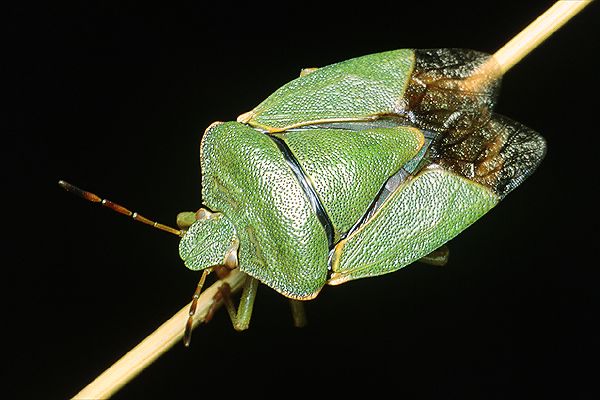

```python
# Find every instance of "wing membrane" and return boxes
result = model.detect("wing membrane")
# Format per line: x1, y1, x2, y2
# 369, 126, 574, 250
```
404, 49, 545, 198
404, 48, 501, 132
432, 113, 546, 198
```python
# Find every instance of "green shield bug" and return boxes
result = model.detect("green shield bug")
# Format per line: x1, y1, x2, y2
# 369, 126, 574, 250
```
61, 48, 545, 344
179, 48, 545, 336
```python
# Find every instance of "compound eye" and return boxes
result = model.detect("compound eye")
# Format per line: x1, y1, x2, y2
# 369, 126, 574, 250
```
195, 208, 212, 220
195, 209, 207, 220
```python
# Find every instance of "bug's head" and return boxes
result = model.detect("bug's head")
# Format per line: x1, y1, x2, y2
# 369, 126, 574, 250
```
178, 207, 240, 272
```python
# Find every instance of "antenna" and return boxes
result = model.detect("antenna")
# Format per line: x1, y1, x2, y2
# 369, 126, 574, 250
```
58, 180, 184, 237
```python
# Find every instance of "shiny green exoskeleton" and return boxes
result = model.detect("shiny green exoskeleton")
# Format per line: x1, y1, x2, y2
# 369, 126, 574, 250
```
178, 49, 546, 329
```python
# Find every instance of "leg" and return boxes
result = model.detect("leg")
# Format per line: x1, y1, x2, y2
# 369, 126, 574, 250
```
183, 268, 212, 347
289, 299, 308, 328
418, 244, 449, 266
220, 274, 260, 331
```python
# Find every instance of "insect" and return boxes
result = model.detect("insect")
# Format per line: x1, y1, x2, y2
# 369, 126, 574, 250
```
61, 48, 546, 343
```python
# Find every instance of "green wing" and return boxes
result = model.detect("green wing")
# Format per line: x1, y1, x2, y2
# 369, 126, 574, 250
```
329, 114, 545, 285
241, 49, 416, 131
241, 48, 501, 134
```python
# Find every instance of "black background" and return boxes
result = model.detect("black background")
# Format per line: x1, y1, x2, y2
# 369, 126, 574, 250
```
5, 1, 599, 398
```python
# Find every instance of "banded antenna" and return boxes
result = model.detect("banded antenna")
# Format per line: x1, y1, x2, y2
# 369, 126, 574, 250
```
58, 180, 184, 237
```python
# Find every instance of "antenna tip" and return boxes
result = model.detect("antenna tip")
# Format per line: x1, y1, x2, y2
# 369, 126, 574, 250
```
58, 180, 102, 203
58, 180, 76, 192
58, 180, 74, 192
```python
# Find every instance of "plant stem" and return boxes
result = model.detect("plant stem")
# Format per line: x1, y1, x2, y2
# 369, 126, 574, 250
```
72, 269, 246, 400
493, 1, 591, 74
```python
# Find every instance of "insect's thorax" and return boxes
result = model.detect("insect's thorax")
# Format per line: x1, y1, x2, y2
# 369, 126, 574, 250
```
199, 122, 330, 299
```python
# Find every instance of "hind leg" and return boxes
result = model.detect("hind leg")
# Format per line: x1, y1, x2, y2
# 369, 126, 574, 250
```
418, 244, 449, 266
